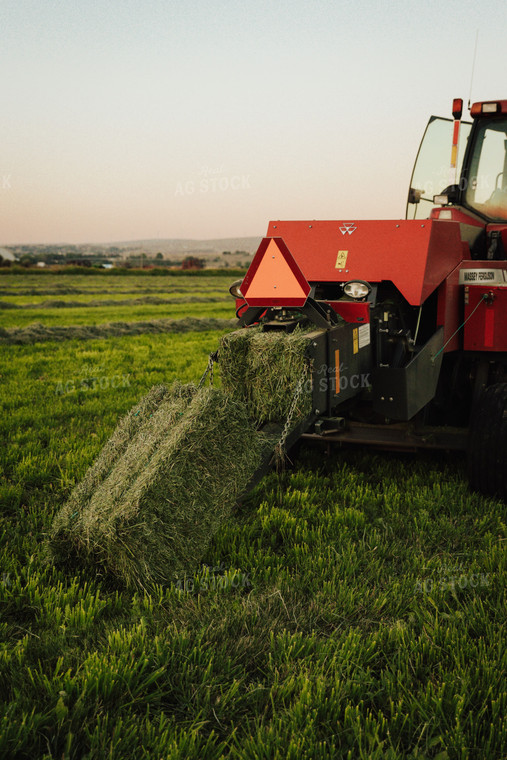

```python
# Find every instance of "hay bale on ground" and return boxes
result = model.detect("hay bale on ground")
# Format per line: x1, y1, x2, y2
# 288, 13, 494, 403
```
218, 326, 313, 425
49, 326, 319, 590
51, 383, 184, 539
48, 384, 264, 589
73, 383, 197, 526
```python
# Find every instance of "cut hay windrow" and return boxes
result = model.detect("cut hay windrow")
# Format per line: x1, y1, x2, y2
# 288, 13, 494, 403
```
48, 384, 267, 589
0, 317, 236, 345
0, 285, 224, 297
0, 295, 229, 310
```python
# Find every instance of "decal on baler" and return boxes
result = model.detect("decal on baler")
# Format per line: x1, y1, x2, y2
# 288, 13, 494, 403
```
459, 269, 507, 285
358, 324, 370, 349
353, 324, 371, 354
335, 250, 348, 268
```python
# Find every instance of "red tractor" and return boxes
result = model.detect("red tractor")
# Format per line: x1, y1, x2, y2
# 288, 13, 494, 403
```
230, 98, 507, 500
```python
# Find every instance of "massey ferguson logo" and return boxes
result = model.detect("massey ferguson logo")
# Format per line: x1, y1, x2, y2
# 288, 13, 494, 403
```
339, 222, 357, 235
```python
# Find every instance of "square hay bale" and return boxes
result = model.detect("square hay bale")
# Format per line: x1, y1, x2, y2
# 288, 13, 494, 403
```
218, 326, 314, 425
48, 384, 264, 590
216, 326, 260, 408
50, 384, 174, 538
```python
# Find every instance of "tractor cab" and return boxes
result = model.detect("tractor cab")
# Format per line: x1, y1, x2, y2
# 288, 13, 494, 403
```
407, 100, 507, 259
464, 113, 507, 222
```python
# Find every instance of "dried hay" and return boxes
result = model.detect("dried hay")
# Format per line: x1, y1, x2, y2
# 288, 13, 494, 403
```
0, 295, 229, 310
0, 317, 236, 345
48, 383, 265, 589
48, 324, 317, 590
218, 326, 314, 425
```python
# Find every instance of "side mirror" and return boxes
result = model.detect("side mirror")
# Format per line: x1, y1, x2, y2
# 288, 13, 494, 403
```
408, 188, 425, 204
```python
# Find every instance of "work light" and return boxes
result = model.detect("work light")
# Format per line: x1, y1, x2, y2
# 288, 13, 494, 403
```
343, 280, 371, 300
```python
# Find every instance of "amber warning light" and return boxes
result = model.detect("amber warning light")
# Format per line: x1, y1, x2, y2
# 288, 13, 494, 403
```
452, 98, 463, 120
241, 237, 311, 308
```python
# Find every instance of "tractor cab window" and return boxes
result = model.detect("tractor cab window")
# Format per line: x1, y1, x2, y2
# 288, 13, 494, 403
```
465, 118, 507, 221
407, 116, 471, 220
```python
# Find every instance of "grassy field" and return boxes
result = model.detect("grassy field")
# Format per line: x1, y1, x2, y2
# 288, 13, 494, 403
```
0, 273, 235, 329
0, 271, 505, 759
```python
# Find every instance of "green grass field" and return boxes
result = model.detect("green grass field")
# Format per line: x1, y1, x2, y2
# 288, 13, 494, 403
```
0, 271, 505, 759
0, 273, 235, 328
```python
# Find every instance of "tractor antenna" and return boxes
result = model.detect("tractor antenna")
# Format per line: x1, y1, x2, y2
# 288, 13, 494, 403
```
467, 30, 479, 111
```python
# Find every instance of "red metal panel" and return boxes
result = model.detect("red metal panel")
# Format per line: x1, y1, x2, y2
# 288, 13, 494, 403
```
264, 220, 464, 306
484, 307, 495, 347
438, 261, 507, 352
429, 207, 485, 227
464, 285, 507, 351
327, 301, 370, 324
436, 267, 461, 352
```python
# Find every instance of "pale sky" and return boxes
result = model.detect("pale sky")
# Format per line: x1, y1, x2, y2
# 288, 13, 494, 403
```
1, 0, 506, 244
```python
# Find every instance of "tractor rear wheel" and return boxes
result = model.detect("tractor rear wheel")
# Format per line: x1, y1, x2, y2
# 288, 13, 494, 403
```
467, 383, 507, 500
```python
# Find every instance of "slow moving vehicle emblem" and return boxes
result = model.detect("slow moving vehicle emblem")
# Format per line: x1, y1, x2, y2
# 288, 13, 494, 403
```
339, 222, 357, 235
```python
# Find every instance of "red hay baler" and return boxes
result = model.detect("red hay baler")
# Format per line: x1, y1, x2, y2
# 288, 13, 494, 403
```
230, 98, 507, 501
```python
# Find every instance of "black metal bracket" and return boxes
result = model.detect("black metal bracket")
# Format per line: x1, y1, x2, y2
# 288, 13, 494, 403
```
237, 297, 340, 329
237, 306, 267, 327
302, 298, 340, 329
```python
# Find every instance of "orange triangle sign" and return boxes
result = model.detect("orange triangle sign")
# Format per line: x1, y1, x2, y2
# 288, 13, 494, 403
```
241, 237, 311, 307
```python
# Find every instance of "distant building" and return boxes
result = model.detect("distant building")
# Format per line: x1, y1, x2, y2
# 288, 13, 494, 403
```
0, 247, 16, 262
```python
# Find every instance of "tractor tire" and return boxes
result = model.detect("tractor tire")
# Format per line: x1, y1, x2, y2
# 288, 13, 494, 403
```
467, 383, 507, 500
